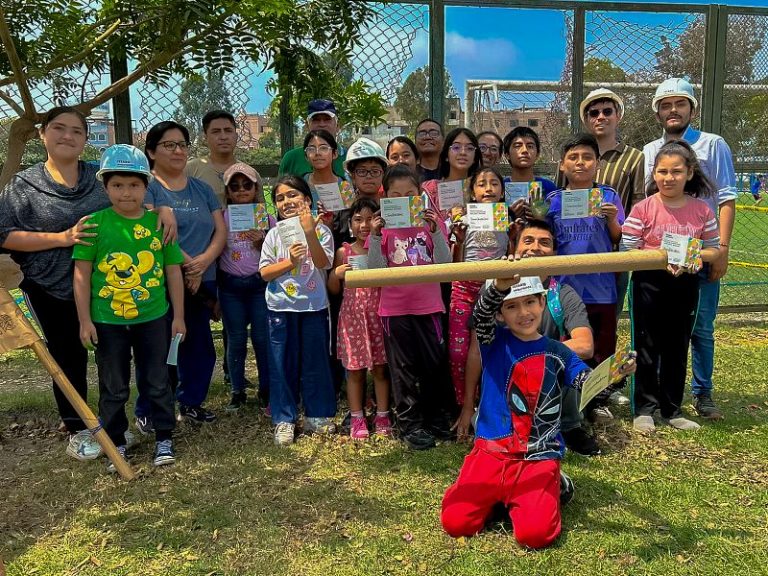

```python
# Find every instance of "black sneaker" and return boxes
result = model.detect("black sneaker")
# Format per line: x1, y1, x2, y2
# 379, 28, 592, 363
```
226, 392, 247, 412
694, 394, 723, 420
563, 427, 601, 456
135, 415, 155, 436
560, 471, 575, 505
178, 405, 217, 424
428, 419, 456, 442
402, 428, 436, 451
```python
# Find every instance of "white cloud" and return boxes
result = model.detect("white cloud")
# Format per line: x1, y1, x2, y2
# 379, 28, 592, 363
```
445, 32, 518, 78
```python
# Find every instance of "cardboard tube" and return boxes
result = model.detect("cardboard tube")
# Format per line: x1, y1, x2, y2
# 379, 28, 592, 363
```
0, 282, 135, 480
345, 249, 668, 288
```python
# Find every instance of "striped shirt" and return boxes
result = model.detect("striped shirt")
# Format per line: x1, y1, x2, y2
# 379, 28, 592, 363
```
621, 194, 719, 252
556, 143, 645, 215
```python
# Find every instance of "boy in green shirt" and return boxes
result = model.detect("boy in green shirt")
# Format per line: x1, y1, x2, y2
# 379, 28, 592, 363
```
73, 145, 185, 471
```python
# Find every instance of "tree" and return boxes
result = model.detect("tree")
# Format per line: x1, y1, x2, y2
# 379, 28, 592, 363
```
0, 0, 384, 187
174, 71, 235, 146
394, 66, 457, 129
584, 57, 628, 83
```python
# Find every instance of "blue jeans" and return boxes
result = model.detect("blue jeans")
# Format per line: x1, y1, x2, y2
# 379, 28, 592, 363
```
267, 309, 336, 425
218, 271, 270, 396
691, 272, 720, 397
136, 280, 217, 416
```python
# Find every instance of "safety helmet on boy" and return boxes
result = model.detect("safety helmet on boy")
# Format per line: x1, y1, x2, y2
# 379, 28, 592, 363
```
97, 144, 153, 182
344, 138, 388, 174
652, 78, 698, 112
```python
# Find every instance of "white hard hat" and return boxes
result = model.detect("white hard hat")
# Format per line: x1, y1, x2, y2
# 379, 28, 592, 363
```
344, 137, 388, 174
580, 88, 625, 122
652, 78, 698, 112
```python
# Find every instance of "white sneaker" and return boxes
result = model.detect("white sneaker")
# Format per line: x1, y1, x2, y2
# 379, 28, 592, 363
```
66, 430, 102, 461
590, 406, 614, 423
633, 415, 656, 433
274, 422, 295, 446
665, 416, 701, 431
303, 417, 336, 435
609, 391, 630, 406
106, 445, 127, 474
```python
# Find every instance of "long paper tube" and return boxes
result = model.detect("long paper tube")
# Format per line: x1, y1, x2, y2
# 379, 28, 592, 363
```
0, 282, 135, 480
345, 249, 668, 288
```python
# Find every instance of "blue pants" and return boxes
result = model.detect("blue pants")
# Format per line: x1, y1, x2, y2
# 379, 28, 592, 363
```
218, 271, 270, 396
267, 309, 336, 425
136, 281, 216, 416
691, 273, 720, 397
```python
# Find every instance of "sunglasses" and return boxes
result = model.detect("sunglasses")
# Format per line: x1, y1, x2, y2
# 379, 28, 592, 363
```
587, 107, 615, 119
228, 181, 255, 191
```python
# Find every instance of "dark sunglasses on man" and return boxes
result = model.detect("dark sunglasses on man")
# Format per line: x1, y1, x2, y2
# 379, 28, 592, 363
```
587, 107, 615, 118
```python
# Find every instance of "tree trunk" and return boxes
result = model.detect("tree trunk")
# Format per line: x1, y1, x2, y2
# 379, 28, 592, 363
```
0, 116, 38, 189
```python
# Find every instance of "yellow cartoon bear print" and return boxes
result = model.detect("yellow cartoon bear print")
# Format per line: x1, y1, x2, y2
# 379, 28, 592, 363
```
97, 251, 155, 320
133, 224, 151, 240
149, 237, 162, 251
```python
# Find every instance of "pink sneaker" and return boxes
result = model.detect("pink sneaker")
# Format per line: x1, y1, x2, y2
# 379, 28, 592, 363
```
350, 416, 369, 440
373, 413, 393, 437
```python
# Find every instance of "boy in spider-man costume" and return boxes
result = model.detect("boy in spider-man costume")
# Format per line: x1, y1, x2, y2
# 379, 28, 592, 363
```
441, 275, 634, 548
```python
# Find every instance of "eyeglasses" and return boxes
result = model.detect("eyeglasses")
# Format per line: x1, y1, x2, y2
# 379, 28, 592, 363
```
305, 145, 333, 155
416, 129, 441, 139
449, 143, 476, 154
157, 140, 190, 152
227, 181, 255, 191
587, 107, 615, 119
354, 168, 383, 178
479, 144, 499, 154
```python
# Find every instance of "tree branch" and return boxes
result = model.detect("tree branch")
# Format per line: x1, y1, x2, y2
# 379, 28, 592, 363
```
45, 18, 122, 72
0, 8, 35, 115
0, 88, 23, 117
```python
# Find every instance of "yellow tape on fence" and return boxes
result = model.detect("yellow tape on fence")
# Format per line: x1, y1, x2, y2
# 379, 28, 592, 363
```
729, 260, 768, 270
736, 204, 768, 213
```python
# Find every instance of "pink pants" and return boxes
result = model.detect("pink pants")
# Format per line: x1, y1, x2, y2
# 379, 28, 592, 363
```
448, 280, 482, 405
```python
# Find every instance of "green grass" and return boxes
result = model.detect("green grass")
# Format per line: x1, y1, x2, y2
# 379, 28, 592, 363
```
1, 319, 768, 575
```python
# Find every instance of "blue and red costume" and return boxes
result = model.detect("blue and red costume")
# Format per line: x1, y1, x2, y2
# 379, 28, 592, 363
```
441, 284, 589, 549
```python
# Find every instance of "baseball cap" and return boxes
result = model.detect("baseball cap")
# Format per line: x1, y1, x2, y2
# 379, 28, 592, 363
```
307, 99, 337, 120
223, 162, 262, 186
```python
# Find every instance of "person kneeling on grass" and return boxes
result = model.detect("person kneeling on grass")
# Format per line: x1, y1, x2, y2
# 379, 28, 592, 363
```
441, 275, 635, 549
73, 145, 185, 472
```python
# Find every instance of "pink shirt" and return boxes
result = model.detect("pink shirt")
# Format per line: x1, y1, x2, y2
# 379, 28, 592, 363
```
621, 194, 719, 250
370, 223, 447, 317
219, 208, 276, 277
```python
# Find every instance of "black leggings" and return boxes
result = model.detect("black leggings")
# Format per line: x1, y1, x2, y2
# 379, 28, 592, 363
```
22, 280, 89, 433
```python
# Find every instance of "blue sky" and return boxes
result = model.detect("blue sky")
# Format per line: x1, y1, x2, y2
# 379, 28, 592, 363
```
237, 1, 768, 114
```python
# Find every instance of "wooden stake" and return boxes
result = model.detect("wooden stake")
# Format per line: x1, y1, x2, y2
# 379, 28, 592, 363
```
345, 249, 668, 288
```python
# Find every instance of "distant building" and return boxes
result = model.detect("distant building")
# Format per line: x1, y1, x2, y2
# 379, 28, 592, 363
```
87, 103, 115, 152
237, 112, 273, 149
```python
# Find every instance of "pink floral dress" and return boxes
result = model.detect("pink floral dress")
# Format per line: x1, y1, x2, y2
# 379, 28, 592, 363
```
337, 243, 387, 370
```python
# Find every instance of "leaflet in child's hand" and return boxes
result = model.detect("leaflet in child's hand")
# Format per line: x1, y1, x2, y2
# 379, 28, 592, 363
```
277, 216, 307, 247
466, 202, 509, 232
438, 180, 466, 211
227, 203, 270, 232
661, 232, 703, 268
315, 182, 355, 212
380, 196, 426, 228
348, 255, 369, 270
578, 346, 633, 411
166, 333, 183, 366
505, 181, 541, 205
561, 188, 603, 219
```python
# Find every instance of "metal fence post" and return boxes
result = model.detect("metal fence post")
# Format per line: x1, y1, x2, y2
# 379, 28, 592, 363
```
701, 4, 726, 134
109, 50, 132, 145
570, 7, 586, 133
279, 83, 295, 156
429, 0, 445, 125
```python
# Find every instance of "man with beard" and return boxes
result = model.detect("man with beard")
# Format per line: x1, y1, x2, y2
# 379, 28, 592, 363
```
642, 78, 737, 421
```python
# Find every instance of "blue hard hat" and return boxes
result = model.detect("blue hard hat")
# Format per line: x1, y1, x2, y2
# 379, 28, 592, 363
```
97, 144, 153, 182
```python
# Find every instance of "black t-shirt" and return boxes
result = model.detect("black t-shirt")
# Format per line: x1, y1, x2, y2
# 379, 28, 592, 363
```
419, 165, 441, 183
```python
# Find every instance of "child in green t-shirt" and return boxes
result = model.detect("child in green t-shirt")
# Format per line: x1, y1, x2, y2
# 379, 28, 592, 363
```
72, 144, 185, 472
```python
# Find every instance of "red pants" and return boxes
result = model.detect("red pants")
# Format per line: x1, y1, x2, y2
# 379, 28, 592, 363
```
441, 440, 561, 549
448, 280, 482, 405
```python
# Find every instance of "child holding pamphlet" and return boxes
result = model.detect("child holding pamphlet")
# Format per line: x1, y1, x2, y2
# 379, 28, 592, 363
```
448, 167, 511, 404
218, 163, 274, 411
621, 140, 720, 433
258, 175, 336, 446
547, 133, 624, 421
327, 197, 391, 439
501, 127, 557, 221
367, 164, 455, 450
441, 275, 635, 549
